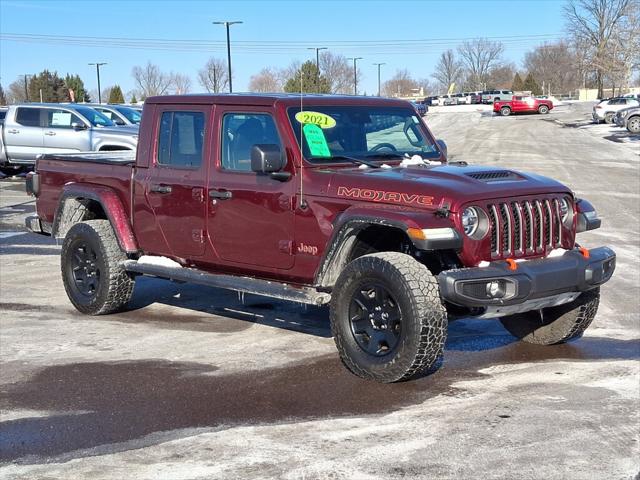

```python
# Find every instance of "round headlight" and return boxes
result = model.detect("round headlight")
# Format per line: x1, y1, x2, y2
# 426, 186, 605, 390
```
462, 207, 480, 236
560, 197, 573, 226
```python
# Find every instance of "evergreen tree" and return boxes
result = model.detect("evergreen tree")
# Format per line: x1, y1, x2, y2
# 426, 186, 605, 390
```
28, 70, 66, 102
63, 74, 90, 102
511, 73, 525, 91
130, 93, 138, 104
108, 85, 125, 104
0, 84, 7, 105
523, 73, 542, 96
283, 61, 331, 94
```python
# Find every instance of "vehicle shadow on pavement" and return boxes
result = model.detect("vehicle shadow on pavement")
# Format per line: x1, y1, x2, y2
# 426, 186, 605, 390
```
1, 334, 637, 465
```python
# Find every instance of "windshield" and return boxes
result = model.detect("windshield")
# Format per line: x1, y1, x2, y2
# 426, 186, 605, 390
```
287, 105, 440, 163
72, 106, 115, 127
114, 106, 142, 124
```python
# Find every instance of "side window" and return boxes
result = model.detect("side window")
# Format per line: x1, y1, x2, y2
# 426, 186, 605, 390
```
15, 108, 41, 127
157, 111, 205, 168
45, 109, 83, 129
221, 113, 281, 172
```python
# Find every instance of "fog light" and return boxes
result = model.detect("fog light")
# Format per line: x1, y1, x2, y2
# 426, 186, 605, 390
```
486, 280, 506, 298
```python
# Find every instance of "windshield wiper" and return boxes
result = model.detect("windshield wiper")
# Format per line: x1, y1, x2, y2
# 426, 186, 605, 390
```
364, 152, 405, 159
309, 155, 381, 168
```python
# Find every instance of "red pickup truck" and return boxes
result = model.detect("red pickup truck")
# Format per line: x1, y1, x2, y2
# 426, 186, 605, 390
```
25, 94, 614, 383
494, 96, 554, 116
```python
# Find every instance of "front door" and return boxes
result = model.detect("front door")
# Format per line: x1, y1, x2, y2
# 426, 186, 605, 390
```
146, 105, 210, 258
42, 108, 91, 153
206, 108, 295, 270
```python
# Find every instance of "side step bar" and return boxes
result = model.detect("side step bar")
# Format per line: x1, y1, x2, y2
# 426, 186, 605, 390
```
122, 260, 331, 306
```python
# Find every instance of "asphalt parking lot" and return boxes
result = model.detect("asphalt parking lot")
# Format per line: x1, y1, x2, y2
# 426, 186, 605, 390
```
1, 102, 638, 480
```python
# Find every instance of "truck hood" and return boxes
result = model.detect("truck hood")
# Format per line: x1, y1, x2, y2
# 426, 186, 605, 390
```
93, 125, 139, 135
322, 163, 571, 212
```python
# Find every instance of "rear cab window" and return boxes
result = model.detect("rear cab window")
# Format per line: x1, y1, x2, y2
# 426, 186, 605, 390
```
15, 107, 42, 127
157, 111, 205, 168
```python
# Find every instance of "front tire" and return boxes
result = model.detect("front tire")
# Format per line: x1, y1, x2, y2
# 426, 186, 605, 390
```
627, 116, 640, 134
330, 252, 447, 383
61, 220, 135, 315
499, 289, 600, 345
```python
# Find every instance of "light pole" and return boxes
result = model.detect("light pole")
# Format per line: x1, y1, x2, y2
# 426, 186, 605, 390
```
213, 21, 242, 93
307, 47, 328, 89
88, 62, 107, 103
373, 62, 385, 96
347, 57, 362, 95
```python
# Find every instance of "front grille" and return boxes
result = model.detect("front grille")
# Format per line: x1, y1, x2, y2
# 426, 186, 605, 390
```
487, 197, 564, 259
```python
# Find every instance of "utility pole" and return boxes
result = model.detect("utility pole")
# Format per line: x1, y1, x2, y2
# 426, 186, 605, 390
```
307, 47, 328, 89
373, 62, 385, 96
88, 62, 107, 103
22, 74, 32, 102
347, 57, 362, 95
213, 21, 242, 93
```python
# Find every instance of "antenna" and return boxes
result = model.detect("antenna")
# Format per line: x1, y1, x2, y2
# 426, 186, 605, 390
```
299, 67, 305, 208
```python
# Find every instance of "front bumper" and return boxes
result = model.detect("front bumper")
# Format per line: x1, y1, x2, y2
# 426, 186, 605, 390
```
438, 247, 616, 309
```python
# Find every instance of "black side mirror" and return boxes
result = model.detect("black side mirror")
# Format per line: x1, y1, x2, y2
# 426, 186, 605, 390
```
436, 139, 447, 159
251, 144, 285, 174
71, 122, 87, 131
114, 119, 126, 126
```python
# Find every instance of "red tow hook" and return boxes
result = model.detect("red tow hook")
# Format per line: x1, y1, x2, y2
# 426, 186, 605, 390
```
505, 258, 517, 271
579, 247, 590, 259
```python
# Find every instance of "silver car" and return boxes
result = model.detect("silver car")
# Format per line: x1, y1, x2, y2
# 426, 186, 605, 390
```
87, 104, 142, 126
1, 103, 138, 170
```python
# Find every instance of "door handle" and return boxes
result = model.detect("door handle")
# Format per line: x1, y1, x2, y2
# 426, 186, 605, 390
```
150, 184, 172, 194
7, 129, 19, 134
209, 189, 233, 200
44, 131, 56, 136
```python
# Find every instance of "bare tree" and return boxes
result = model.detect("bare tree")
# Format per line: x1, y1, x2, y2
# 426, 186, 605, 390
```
197, 57, 229, 93
7, 79, 27, 103
319, 51, 362, 94
132, 62, 174, 97
486, 62, 517, 90
172, 73, 192, 94
564, 0, 640, 97
381, 69, 420, 97
248, 67, 282, 92
524, 42, 580, 95
457, 38, 504, 89
432, 50, 463, 92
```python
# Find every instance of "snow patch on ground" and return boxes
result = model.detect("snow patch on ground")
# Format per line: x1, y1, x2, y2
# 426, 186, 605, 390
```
136, 255, 183, 269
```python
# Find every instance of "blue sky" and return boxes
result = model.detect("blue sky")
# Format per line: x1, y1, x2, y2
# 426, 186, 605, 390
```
0, 0, 567, 97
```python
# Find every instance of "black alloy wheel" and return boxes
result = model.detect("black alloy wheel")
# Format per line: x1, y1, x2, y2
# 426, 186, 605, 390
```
349, 282, 402, 356
68, 240, 101, 298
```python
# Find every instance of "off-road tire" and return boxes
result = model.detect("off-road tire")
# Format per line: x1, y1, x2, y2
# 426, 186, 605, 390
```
61, 220, 134, 315
330, 252, 447, 383
538, 105, 549, 114
500, 106, 511, 116
499, 288, 600, 345
604, 112, 615, 124
627, 115, 640, 134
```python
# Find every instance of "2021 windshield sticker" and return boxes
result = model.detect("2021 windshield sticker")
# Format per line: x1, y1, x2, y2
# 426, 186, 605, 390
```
295, 111, 337, 129
303, 123, 331, 157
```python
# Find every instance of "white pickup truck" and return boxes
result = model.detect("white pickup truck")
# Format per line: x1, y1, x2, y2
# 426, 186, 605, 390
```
0, 103, 138, 175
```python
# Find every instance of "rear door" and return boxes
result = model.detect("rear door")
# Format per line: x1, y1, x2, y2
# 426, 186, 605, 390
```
4, 107, 44, 161
206, 107, 295, 270
42, 107, 91, 153
146, 104, 211, 258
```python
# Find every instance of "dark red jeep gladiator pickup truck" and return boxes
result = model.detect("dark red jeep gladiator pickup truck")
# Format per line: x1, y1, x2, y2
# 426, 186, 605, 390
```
25, 94, 615, 383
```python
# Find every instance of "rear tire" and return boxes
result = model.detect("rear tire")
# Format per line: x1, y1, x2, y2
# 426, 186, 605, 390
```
500, 106, 511, 116
604, 112, 615, 124
499, 289, 600, 345
538, 105, 549, 114
61, 220, 135, 315
330, 252, 447, 383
